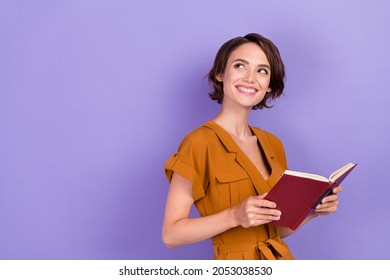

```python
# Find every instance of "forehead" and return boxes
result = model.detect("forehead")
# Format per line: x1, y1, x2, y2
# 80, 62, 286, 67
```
228, 42, 269, 65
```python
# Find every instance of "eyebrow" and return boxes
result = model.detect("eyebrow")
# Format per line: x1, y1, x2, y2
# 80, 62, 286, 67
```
232, 58, 271, 69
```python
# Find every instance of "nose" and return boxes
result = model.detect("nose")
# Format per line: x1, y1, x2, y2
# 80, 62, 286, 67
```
243, 70, 255, 83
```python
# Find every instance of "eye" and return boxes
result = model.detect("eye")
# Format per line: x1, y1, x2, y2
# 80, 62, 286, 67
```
258, 68, 269, 75
234, 63, 245, 69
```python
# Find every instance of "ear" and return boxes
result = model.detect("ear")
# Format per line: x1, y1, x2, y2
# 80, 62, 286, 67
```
216, 73, 223, 82
266, 86, 272, 93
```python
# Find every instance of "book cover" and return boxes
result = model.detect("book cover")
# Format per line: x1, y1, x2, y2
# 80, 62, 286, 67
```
265, 162, 357, 230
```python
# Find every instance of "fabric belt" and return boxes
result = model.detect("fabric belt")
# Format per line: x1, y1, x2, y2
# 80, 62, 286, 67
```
214, 236, 289, 260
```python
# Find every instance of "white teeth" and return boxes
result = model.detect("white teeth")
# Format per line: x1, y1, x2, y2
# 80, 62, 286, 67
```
238, 86, 256, 93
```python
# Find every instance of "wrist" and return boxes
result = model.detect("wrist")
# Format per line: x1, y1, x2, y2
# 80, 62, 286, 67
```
228, 206, 239, 228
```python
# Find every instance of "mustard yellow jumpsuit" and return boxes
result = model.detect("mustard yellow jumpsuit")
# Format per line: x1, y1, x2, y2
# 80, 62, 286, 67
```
165, 121, 294, 260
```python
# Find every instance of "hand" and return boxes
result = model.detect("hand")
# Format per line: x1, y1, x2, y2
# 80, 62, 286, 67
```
315, 185, 343, 216
232, 193, 281, 228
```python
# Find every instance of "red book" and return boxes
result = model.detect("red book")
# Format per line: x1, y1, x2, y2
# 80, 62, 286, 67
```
265, 162, 357, 230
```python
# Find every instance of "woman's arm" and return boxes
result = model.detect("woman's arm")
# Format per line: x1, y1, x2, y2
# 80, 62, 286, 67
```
162, 173, 282, 248
280, 185, 343, 238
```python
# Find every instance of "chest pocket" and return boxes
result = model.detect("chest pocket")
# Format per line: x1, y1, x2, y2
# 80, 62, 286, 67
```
215, 170, 255, 210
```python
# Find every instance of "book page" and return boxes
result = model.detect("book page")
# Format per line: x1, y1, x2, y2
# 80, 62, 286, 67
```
329, 162, 356, 182
284, 170, 329, 182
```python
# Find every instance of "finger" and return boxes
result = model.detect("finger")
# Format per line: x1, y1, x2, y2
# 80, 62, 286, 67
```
251, 215, 281, 226
249, 197, 277, 209
321, 193, 338, 204
318, 198, 339, 207
315, 205, 338, 214
254, 218, 279, 226
316, 201, 339, 212
317, 201, 338, 210
247, 206, 282, 217
258, 193, 268, 199
242, 211, 281, 227
332, 185, 343, 193
316, 198, 338, 208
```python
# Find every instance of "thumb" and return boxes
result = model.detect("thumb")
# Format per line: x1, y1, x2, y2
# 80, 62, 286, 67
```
258, 192, 268, 199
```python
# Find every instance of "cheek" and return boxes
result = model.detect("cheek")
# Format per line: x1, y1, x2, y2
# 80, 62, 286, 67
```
222, 73, 239, 90
259, 77, 271, 89
225, 70, 242, 81
258, 91, 267, 99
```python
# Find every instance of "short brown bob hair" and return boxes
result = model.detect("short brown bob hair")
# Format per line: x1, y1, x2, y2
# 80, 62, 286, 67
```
207, 33, 285, 110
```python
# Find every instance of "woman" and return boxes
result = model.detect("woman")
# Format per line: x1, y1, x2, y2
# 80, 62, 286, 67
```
162, 33, 342, 260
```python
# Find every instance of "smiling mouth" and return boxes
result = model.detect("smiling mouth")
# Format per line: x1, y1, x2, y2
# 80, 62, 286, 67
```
236, 85, 257, 95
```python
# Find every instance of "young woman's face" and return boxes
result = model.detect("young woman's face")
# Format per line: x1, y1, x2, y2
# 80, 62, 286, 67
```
217, 42, 271, 109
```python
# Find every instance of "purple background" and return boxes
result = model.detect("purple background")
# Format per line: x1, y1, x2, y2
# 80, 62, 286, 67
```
1, 0, 389, 260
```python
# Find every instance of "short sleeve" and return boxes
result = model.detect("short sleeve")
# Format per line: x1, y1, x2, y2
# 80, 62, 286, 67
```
164, 131, 210, 201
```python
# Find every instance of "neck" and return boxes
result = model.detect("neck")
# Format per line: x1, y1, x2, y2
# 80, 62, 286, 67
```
213, 105, 253, 139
